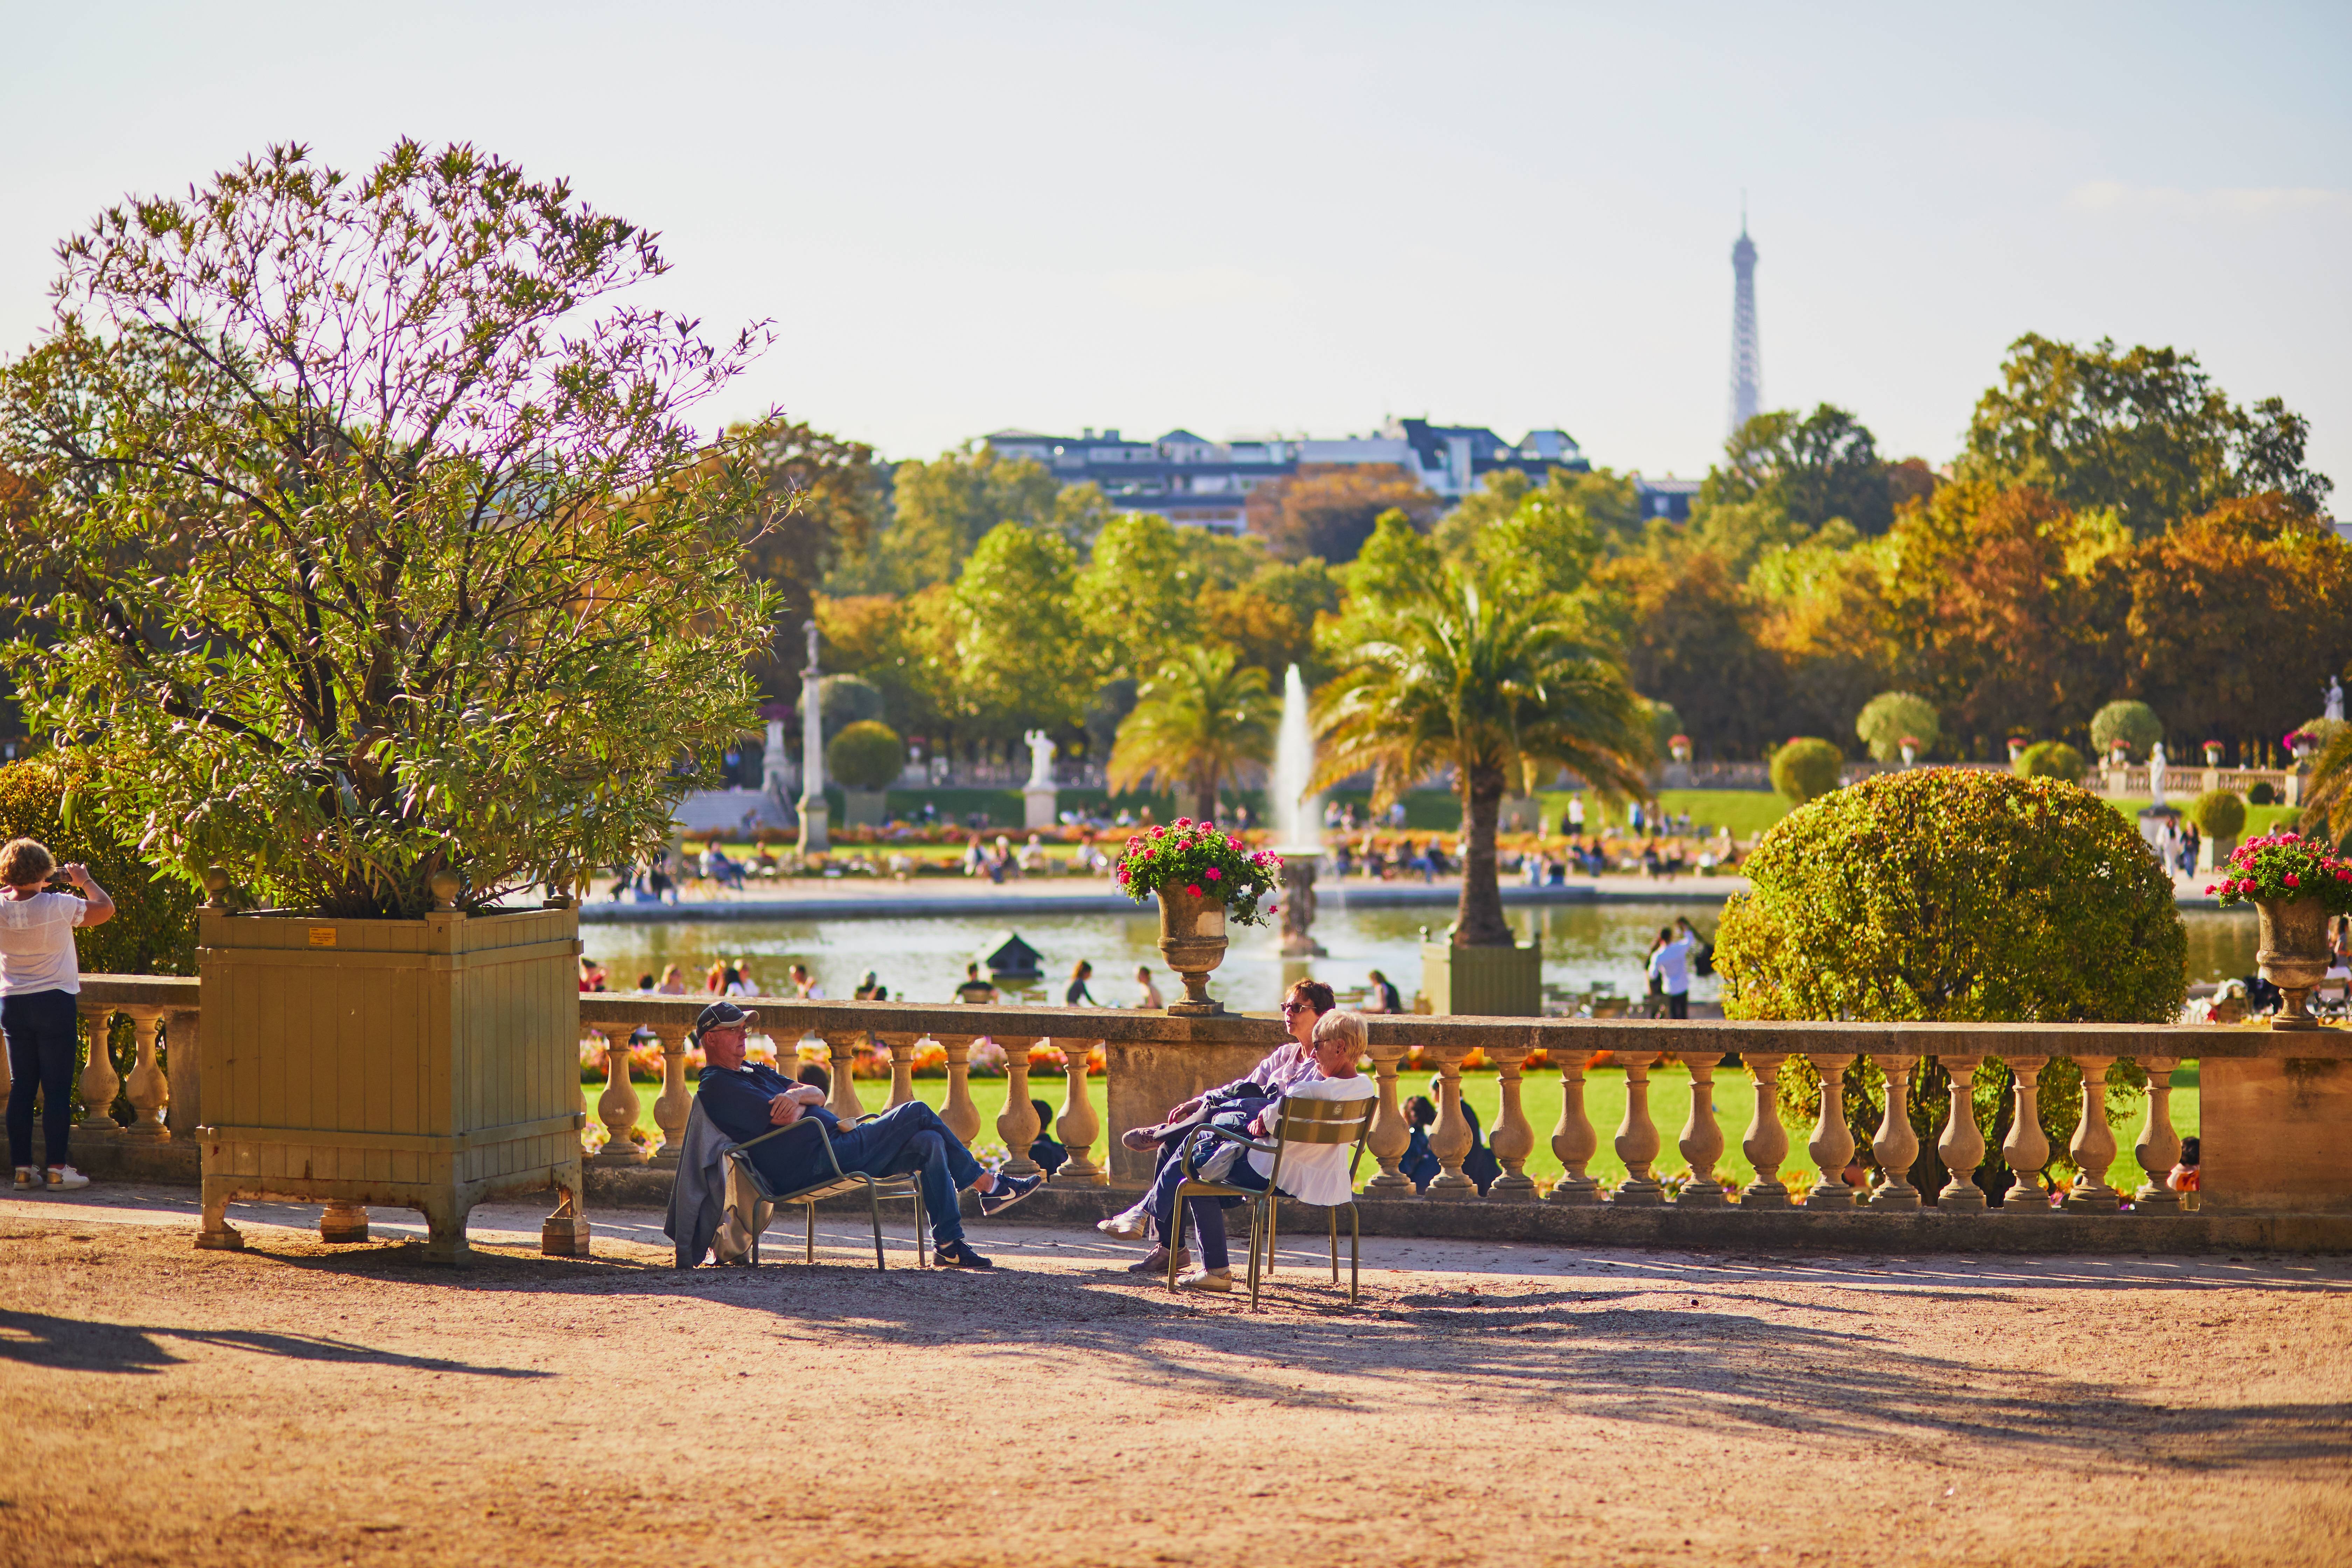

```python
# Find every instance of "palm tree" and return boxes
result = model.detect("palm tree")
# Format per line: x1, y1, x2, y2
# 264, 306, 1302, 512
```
1313, 574, 1651, 946
1108, 645, 1277, 822
2301, 724, 2352, 850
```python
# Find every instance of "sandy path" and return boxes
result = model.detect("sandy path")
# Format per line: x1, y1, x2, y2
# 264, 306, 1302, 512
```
1, 1187, 2346, 1568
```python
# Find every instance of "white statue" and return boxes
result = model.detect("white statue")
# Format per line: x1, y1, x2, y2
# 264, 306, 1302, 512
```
1023, 729, 1056, 790
2329, 677, 2345, 724
2147, 741, 2167, 810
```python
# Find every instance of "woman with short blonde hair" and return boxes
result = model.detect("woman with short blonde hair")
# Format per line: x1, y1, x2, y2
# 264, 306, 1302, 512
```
2, 838, 114, 1191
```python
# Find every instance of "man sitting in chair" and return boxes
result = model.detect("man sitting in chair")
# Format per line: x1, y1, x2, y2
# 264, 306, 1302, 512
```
692, 1002, 1038, 1269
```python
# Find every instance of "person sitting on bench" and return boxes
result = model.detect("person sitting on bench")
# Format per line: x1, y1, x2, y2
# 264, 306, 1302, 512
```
691, 1002, 1038, 1269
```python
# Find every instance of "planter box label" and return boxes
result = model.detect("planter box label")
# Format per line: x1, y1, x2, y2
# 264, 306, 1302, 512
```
307, 927, 338, 947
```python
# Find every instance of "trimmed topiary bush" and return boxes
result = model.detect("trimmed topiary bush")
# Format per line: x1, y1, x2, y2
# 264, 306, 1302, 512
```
2016, 740, 2087, 783
0, 760, 196, 975
2249, 780, 2277, 806
2089, 700, 2163, 761
2190, 789, 2247, 840
826, 721, 906, 791
1854, 691, 1940, 764
1770, 737, 1843, 805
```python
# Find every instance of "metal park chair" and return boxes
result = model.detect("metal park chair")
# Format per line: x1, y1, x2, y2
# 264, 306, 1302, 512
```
720, 1108, 926, 1270
1167, 1093, 1375, 1311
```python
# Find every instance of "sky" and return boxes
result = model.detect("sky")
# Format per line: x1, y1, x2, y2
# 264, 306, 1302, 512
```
5, 1, 2347, 488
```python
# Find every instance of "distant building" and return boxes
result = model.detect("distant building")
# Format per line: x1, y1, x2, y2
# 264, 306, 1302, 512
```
982, 418, 1591, 534
1632, 475, 1701, 524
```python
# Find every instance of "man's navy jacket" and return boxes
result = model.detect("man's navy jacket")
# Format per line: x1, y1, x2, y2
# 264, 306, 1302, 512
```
696, 1062, 844, 1194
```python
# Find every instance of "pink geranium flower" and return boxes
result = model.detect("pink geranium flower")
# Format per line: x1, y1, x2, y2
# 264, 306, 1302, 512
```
1186, 883, 1203, 897
1205, 867, 1222, 880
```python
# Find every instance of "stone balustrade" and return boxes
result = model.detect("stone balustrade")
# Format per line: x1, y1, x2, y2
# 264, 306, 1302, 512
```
31, 981, 2352, 1221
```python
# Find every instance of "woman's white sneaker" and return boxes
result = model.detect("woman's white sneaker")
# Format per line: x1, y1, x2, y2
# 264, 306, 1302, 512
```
1096, 1209, 1150, 1241
12, 1166, 37, 1190
44, 1166, 90, 1191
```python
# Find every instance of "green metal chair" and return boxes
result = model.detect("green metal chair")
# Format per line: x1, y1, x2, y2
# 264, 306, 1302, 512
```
1167, 1094, 1375, 1311
720, 1109, 927, 1270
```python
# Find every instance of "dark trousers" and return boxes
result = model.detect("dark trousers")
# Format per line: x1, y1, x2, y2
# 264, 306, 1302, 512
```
5, 989, 81, 1169
1149, 1146, 1268, 1272
1666, 991, 1689, 1020
827, 1102, 980, 1244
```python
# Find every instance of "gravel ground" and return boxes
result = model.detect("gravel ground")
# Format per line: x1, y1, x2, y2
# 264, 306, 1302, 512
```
1, 1186, 2346, 1568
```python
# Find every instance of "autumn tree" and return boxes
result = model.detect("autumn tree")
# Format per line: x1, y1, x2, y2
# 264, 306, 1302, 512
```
732, 417, 885, 704
1245, 463, 1439, 562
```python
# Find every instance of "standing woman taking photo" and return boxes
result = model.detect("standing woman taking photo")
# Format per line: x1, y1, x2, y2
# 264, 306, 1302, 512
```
3, 838, 113, 1191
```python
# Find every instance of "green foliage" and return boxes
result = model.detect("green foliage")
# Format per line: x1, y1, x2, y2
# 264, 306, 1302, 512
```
1646, 701, 1686, 758
815, 674, 887, 734
1718, 770, 2186, 1022
2191, 788, 2247, 840
856, 445, 1067, 592
825, 721, 905, 792
2302, 724, 2352, 849
2090, 699, 2163, 760
1769, 738, 1843, 805
1472, 488, 1604, 599
2017, 741, 2087, 783
942, 522, 1088, 738
2249, 780, 2278, 806
730, 417, 884, 700
0, 761, 195, 974
1703, 405, 1895, 534
1107, 645, 1276, 823
1075, 512, 1202, 681
0, 141, 774, 917
1854, 691, 1940, 763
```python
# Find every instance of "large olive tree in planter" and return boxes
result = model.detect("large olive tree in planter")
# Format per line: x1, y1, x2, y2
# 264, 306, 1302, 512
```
0, 141, 777, 1260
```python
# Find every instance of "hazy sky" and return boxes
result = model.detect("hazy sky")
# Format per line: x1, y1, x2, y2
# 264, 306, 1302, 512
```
6, 2, 2347, 488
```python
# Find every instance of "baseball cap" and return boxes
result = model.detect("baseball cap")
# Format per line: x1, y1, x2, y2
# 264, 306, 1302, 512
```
691, 1000, 761, 1045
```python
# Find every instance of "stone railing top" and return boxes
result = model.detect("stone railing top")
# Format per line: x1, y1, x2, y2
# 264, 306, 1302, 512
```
79, 975, 201, 1009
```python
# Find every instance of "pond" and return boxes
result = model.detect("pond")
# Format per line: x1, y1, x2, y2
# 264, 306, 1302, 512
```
581, 901, 2260, 1013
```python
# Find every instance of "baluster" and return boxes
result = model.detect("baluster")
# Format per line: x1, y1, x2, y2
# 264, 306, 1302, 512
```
1609, 1051, 1665, 1205
883, 1032, 918, 1108
995, 1041, 1041, 1178
2062, 1056, 2120, 1212
649, 1026, 692, 1169
1935, 1056, 1987, 1210
1486, 1041, 1537, 1200
589, 1028, 645, 1166
74, 1004, 122, 1139
1673, 1051, 1728, 1206
1740, 1052, 1791, 1207
121, 1008, 170, 1141
1998, 1057, 2050, 1209
1423, 1043, 1478, 1199
1360, 1027, 1414, 1197
826, 1034, 866, 1122
1800, 1053, 1857, 1208
1868, 1055, 1922, 1210
2132, 1055, 2183, 1214
940, 1035, 983, 1146
1054, 1038, 1105, 1185
1547, 1049, 1601, 1205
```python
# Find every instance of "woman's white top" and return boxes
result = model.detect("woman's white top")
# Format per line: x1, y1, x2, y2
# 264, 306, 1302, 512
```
1247, 1073, 1376, 1205
0, 892, 86, 996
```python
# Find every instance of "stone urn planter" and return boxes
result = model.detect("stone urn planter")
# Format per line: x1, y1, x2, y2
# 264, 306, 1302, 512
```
2255, 895, 2333, 1030
1156, 887, 1229, 1016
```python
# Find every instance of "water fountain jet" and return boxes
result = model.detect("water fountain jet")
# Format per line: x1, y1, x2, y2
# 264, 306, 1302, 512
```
1271, 664, 1326, 957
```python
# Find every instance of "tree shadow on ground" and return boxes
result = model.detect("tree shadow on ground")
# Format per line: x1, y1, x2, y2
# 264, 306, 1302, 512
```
0, 1308, 552, 1378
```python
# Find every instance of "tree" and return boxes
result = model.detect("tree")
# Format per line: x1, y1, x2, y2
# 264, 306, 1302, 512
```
1959, 334, 2333, 535
1770, 738, 1843, 805
826, 721, 905, 791
731, 418, 884, 704
0, 141, 773, 917
813, 592, 949, 742
940, 522, 1090, 740
1854, 692, 1940, 763
1314, 572, 1650, 947
1591, 546, 1785, 756
1074, 512, 1200, 682
863, 445, 1066, 592
1703, 405, 1896, 534
1107, 646, 1276, 822
1246, 463, 1439, 562
2016, 741, 2087, 783
1197, 554, 1342, 685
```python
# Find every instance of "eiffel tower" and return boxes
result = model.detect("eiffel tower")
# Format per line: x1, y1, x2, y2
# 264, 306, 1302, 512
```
1727, 207, 1761, 438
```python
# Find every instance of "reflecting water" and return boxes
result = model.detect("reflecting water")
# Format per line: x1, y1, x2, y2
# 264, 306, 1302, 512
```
583, 903, 2260, 1012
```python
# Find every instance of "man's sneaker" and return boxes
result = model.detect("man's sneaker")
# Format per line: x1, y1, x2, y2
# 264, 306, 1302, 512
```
1096, 1208, 1149, 1241
933, 1240, 993, 1269
978, 1170, 1041, 1217
1174, 1266, 1234, 1293
1126, 1247, 1188, 1276
13, 1166, 37, 1191
44, 1166, 89, 1191
1121, 1127, 1163, 1153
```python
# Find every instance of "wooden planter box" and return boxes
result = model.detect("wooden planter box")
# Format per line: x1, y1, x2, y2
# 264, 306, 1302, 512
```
1421, 940, 1542, 1017
195, 904, 589, 1263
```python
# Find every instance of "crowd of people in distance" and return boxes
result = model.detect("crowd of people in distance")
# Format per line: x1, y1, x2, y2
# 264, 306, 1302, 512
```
576, 954, 832, 999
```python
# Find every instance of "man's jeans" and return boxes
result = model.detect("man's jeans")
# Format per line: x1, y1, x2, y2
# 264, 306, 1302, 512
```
5, 988, 80, 1169
827, 1102, 981, 1245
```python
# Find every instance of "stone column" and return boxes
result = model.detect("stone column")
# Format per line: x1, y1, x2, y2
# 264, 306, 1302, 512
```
162, 1007, 202, 1140
1800, 1054, 1858, 1209
74, 1003, 121, 1140
1360, 1028, 1414, 1197
1486, 1041, 1538, 1200
826, 1034, 865, 1123
589, 1029, 646, 1167
1935, 1056, 1988, 1210
1609, 1052, 1665, 1205
2132, 1056, 2183, 1214
649, 1026, 692, 1169
1867, 1056, 1923, 1210
1740, 1053, 1791, 1208
2062, 1056, 2120, 1212
121, 1009, 170, 1140
1672, 1052, 1728, 1206
1054, 1038, 1105, 1185
883, 1033, 918, 1108
940, 1036, 983, 1146
996, 1043, 1041, 1179
1423, 1043, 1478, 1200
796, 619, 830, 855
1997, 1057, 2049, 1209
1548, 1050, 1602, 1205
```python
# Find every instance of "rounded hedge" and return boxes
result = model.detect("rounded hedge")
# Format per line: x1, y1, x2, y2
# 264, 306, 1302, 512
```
1770, 738, 1843, 805
0, 760, 196, 975
2016, 740, 2087, 783
2089, 700, 2162, 761
1854, 691, 1940, 765
1717, 769, 2185, 1022
826, 721, 905, 791
2249, 780, 2277, 806
2190, 789, 2247, 840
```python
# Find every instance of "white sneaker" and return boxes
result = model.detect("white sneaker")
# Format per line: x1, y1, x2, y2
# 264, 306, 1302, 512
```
12, 1166, 36, 1190
1174, 1266, 1234, 1293
44, 1166, 89, 1191
1096, 1209, 1150, 1241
